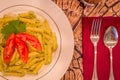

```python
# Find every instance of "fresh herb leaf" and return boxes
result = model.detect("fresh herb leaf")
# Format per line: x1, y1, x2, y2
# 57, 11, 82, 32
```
1, 20, 26, 39
16, 22, 26, 33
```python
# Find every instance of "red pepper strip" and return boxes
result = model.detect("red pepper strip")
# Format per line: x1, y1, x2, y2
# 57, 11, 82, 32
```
16, 33, 42, 51
15, 37, 28, 63
3, 33, 15, 64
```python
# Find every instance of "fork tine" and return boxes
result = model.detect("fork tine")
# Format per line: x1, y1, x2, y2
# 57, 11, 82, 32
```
94, 19, 98, 36
98, 19, 102, 35
91, 19, 95, 35
95, 19, 102, 36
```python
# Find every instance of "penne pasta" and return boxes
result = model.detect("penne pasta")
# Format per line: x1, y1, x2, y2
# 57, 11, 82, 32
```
19, 17, 36, 24
32, 61, 44, 74
44, 45, 52, 65
7, 66, 21, 72
3, 72, 25, 77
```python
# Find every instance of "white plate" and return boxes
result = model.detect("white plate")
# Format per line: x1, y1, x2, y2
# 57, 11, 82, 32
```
0, 0, 74, 80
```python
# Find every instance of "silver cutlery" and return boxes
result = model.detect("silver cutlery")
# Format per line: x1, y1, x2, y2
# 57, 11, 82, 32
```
103, 26, 118, 80
90, 19, 102, 80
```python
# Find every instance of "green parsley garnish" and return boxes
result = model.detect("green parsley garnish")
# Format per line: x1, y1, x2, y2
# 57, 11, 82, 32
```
1, 20, 26, 39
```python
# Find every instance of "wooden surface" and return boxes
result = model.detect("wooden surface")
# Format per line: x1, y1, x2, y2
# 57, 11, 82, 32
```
52, 0, 120, 80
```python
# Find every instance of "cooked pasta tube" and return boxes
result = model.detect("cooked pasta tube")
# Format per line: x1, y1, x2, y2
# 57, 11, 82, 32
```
44, 45, 52, 64
19, 18, 36, 24
52, 33, 58, 51
3, 72, 25, 77
32, 61, 44, 74
18, 11, 36, 19
0, 18, 17, 23
7, 66, 21, 72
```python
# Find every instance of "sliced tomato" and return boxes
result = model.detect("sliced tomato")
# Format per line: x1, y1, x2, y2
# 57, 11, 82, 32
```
16, 33, 42, 51
3, 33, 15, 64
15, 37, 28, 63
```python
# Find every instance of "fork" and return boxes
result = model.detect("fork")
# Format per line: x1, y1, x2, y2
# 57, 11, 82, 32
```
90, 19, 102, 80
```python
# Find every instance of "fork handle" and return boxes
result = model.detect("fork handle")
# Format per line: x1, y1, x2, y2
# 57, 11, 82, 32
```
92, 46, 98, 80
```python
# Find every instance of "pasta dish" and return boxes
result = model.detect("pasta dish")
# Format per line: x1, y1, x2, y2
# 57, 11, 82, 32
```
0, 11, 58, 77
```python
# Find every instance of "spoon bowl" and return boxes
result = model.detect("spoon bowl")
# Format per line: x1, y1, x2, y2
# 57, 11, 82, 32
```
104, 26, 118, 80
104, 26, 118, 48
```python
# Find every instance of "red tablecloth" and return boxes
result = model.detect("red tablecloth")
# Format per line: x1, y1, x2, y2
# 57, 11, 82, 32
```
82, 17, 120, 80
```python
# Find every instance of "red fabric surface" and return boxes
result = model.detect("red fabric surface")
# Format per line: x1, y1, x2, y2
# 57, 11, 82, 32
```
82, 17, 120, 80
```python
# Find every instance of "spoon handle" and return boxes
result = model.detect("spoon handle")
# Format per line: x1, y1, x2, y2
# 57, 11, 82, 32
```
109, 48, 114, 80
92, 45, 98, 80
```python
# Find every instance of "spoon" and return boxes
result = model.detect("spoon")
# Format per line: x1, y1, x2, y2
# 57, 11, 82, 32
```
103, 26, 118, 80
